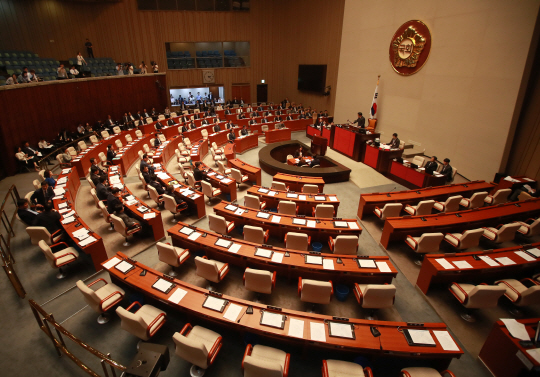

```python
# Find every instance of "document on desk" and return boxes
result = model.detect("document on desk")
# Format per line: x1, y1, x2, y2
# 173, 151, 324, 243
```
126, 200, 138, 206
527, 248, 540, 257
72, 228, 89, 239
268, 191, 277, 196
376, 261, 392, 272
221, 178, 233, 184
153, 278, 174, 293
143, 212, 156, 220
79, 236, 97, 247
288, 318, 304, 338
453, 260, 473, 269
348, 222, 359, 230
328, 322, 354, 339
526, 349, 540, 364
103, 257, 121, 270
515, 251, 536, 262
271, 215, 281, 223
433, 331, 460, 351
234, 208, 245, 216
501, 318, 531, 341
358, 259, 377, 268
168, 288, 188, 304
271, 252, 284, 263
479, 255, 500, 267
58, 202, 68, 209
63, 210, 76, 218
299, 195, 307, 200
229, 243, 241, 254
59, 207, 70, 214
323, 259, 334, 270
307, 220, 317, 228
204, 296, 227, 312
310, 322, 326, 342
495, 257, 516, 266
255, 248, 273, 258
407, 329, 436, 346
261, 311, 285, 329
223, 303, 242, 322
61, 168, 71, 174
61, 216, 75, 224
188, 232, 201, 241
435, 258, 455, 269
329, 196, 338, 202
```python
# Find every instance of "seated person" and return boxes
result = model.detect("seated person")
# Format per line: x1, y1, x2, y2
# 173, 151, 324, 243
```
96, 176, 111, 201
141, 165, 152, 184
226, 120, 235, 130
441, 158, 454, 183
309, 155, 321, 167
90, 166, 102, 186
15, 147, 39, 171
261, 116, 269, 123
140, 154, 155, 174
153, 133, 162, 148
61, 147, 73, 164
386, 133, 401, 149
228, 129, 236, 141
189, 121, 197, 130
33, 202, 62, 235
240, 125, 249, 136
238, 113, 246, 119
106, 188, 123, 215
213, 117, 222, 124
248, 116, 257, 125
17, 199, 39, 225
293, 147, 304, 158
106, 144, 116, 163
31, 181, 55, 208
509, 184, 540, 201
165, 185, 189, 209
286, 114, 293, 121
148, 174, 165, 195
275, 122, 285, 129
90, 157, 108, 176
114, 204, 141, 231
424, 156, 439, 174
43, 170, 56, 187
213, 123, 221, 133
193, 161, 208, 182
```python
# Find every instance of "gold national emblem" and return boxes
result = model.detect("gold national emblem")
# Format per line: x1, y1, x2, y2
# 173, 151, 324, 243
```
389, 20, 431, 76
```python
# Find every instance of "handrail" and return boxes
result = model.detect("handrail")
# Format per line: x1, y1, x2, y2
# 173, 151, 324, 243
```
0, 184, 19, 242
38, 133, 99, 171
29, 299, 126, 376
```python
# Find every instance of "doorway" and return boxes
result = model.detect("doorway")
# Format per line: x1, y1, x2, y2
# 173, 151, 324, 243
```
257, 84, 268, 103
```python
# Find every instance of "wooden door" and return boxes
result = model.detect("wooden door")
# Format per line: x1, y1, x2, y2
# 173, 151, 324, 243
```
257, 84, 268, 103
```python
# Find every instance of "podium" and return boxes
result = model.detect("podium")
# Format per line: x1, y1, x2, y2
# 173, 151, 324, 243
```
311, 135, 328, 156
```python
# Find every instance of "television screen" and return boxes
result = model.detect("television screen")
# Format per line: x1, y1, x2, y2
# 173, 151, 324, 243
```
298, 65, 327, 92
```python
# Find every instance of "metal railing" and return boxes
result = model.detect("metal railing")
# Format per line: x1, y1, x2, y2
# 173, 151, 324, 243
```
29, 299, 126, 377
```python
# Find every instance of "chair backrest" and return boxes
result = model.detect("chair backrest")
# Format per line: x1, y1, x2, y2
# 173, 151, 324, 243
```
229, 168, 243, 183
184, 138, 191, 146
143, 144, 150, 153
333, 235, 358, 255
415, 200, 435, 216
27, 226, 51, 245
187, 172, 197, 188
208, 214, 228, 234
285, 232, 308, 251
244, 194, 261, 210
271, 181, 287, 191
68, 146, 77, 156
163, 194, 178, 214
157, 241, 181, 267
458, 228, 485, 249
173, 331, 209, 369
113, 126, 121, 134
33, 179, 40, 190
286, 154, 293, 160
101, 130, 109, 138
465, 285, 506, 308
138, 173, 148, 190
244, 268, 273, 294
411, 155, 426, 167
138, 150, 144, 159
491, 189, 512, 205
278, 200, 296, 215
416, 233, 444, 253
38, 240, 57, 267
399, 140, 405, 149
243, 225, 266, 244
361, 284, 396, 309
211, 142, 219, 151
148, 185, 161, 204
519, 286, 540, 306
115, 139, 123, 148
90, 188, 101, 207
78, 141, 87, 150
110, 214, 127, 237
98, 152, 107, 162
201, 180, 215, 198
194, 256, 220, 282
527, 218, 540, 236
38, 170, 46, 181
302, 184, 318, 194
493, 223, 521, 243
243, 355, 283, 377
158, 134, 166, 142
381, 203, 402, 219
98, 201, 110, 219
468, 191, 488, 208
518, 191, 533, 201
116, 307, 147, 340
150, 139, 156, 147
135, 165, 140, 174
201, 129, 208, 139
56, 154, 64, 164
178, 164, 187, 176
314, 204, 334, 218
135, 130, 143, 138
443, 195, 463, 213
301, 279, 332, 304
125, 134, 133, 143
217, 160, 228, 175
76, 280, 101, 312
89, 135, 98, 144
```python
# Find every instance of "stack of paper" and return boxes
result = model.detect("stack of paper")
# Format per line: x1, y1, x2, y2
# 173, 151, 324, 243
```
61, 216, 75, 224
72, 228, 89, 240
79, 236, 97, 247
53, 188, 65, 196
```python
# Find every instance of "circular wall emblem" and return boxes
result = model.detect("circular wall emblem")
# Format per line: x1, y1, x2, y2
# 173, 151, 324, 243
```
389, 20, 432, 76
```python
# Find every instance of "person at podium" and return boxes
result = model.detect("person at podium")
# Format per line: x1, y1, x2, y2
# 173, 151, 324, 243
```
424, 156, 439, 174
386, 133, 401, 149
351, 112, 365, 129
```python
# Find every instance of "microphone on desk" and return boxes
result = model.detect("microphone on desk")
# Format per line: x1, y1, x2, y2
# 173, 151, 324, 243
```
370, 326, 382, 350
386, 187, 397, 197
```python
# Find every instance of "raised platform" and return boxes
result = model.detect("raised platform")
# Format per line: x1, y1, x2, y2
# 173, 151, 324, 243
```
258, 140, 351, 183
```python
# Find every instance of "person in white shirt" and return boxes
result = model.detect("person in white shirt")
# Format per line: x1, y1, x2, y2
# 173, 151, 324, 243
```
69, 66, 80, 78
76, 52, 86, 73
139, 61, 147, 74
116, 63, 124, 76
126, 63, 134, 75
6, 74, 19, 85
57, 64, 68, 80
15, 147, 39, 170
152, 61, 158, 73
28, 69, 39, 82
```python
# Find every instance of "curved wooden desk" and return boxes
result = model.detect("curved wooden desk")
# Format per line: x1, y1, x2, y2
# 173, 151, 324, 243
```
380, 198, 540, 248
364, 144, 404, 173
389, 161, 447, 189
265, 128, 291, 143
110, 134, 153, 176
416, 243, 540, 294
190, 139, 208, 162
228, 158, 261, 186
213, 201, 361, 241
105, 252, 462, 367
273, 172, 325, 193
357, 180, 496, 219
246, 185, 340, 216
234, 134, 259, 153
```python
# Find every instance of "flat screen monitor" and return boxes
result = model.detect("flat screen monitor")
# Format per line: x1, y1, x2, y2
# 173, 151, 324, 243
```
298, 65, 327, 92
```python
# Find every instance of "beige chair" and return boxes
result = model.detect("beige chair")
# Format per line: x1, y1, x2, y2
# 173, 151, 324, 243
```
86, 175, 96, 189
78, 141, 87, 151
98, 201, 113, 230
404, 200, 435, 216
173, 324, 223, 376
286, 154, 293, 160
201, 129, 209, 140
157, 241, 189, 276
448, 282, 506, 322
261, 125, 269, 132
116, 302, 166, 341
184, 137, 192, 147
444, 228, 484, 250
139, 172, 149, 194
433, 195, 463, 213
400, 368, 456, 377
302, 184, 318, 194
244, 268, 276, 295
158, 134, 166, 142
298, 277, 333, 305
178, 143, 190, 156
484, 188, 511, 205
143, 144, 154, 157
459, 191, 488, 209
244, 194, 266, 210
208, 214, 235, 235
187, 172, 202, 191
56, 154, 69, 168
482, 223, 521, 243
98, 151, 108, 166
242, 344, 290, 377
38, 239, 79, 279
211, 148, 224, 166
322, 359, 373, 377
125, 134, 133, 143
405, 232, 444, 255
176, 164, 190, 183
410, 155, 426, 167
328, 235, 358, 255
135, 129, 143, 138
76, 279, 125, 324
113, 126, 121, 134
243, 225, 269, 244
277, 200, 297, 215
67, 146, 77, 156
271, 181, 288, 191
176, 149, 191, 166
89, 135, 99, 144
90, 188, 104, 212
217, 160, 231, 175
231, 168, 250, 187
101, 130, 110, 138
211, 142, 224, 155
518, 191, 533, 201
354, 283, 396, 318
26, 226, 63, 245
313, 204, 334, 218
32, 179, 40, 190
373, 203, 402, 220
201, 180, 222, 203
110, 214, 142, 246
115, 139, 123, 148
148, 185, 164, 208
163, 194, 188, 222
515, 218, 540, 237
285, 232, 310, 251
38, 169, 46, 181
195, 256, 229, 284
496, 278, 540, 312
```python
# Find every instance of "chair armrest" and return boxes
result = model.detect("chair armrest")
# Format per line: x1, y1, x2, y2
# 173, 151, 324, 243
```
264, 230, 270, 243
329, 280, 333, 297
445, 233, 460, 242
364, 367, 374, 377
50, 241, 70, 251
207, 336, 223, 366
482, 227, 497, 235
241, 344, 253, 370
226, 221, 235, 233
147, 312, 166, 338
406, 235, 418, 249
521, 278, 540, 287
449, 283, 467, 304
271, 271, 277, 289
283, 353, 291, 377
298, 277, 302, 297
353, 282, 363, 304
260, 201, 266, 209
179, 323, 193, 336
243, 271, 246, 285
328, 237, 335, 251
495, 280, 521, 302
321, 360, 329, 377
218, 263, 229, 274
441, 371, 457, 377
308, 236, 311, 245
54, 252, 78, 266
284, 234, 288, 243
51, 229, 63, 238
100, 291, 123, 311
88, 278, 107, 288
401, 372, 412, 377
126, 301, 142, 313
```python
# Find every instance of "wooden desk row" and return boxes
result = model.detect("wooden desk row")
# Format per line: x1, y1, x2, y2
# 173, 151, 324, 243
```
111, 134, 154, 176
273, 172, 325, 192
416, 242, 540, 294
213, 201, 361, 242
228, 159, 262, 186
357, 180, 496, 219
388, 161, 447, 189
168, 222, 396, 284
364, 144, 404, 173
199, 163, 239, 202
381, 198, 540, 248
265, 128, 291, 143
105, 252, 462, 367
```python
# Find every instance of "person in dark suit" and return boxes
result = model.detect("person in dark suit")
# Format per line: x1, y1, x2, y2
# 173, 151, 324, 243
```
213, 123, 221, 133
151, 108, 157, 117
240, 125, 249, 136
441, 158, 454, 183
286, 114, 293, 121
228, 129, 236, 141
424, 156, 439, 174
33, 202, 62, 235
180, 115, 189, 123
189, 121, 197, 130
149, 174, 165, 195
181, 124, 189, 133
213, 117, 222, 124
238, 113, 246, 119
257, 105, 263, 112
31, 181, 55, 207
155, 121, 162, 130
106, 144, 116, 163
114, 204, 141, 230
298, 111, 306, 119
122, 113, 131, 127
226, 120, 235, 130
309, 155, 320, 167
294, 147, 303, 158
140, 155, 155, 175
352, 112, 365, 129
90, 158, 108, 177
261, 116, 269, 123
193, 161, 208, 182
248, 117, 257, 125
141, 165, 152, 184
143, 109, 150, 118
167, 118, 175, 126
153, 133, 162, 148
22, 141, 40, 159
17, 199, 39, 225
251, 111, 259, 117
387, 133, 401, 149
224, 108, 232, 115
165, 185, 189, 208
193, 113, 201, 120
201, 119, 209, 125
105, 115, 114, 128
106, 188, 123, 214
274, 115, 282, 122
275, 109, 282, 116
90, 166, 102, 186
96, 176, 111, 201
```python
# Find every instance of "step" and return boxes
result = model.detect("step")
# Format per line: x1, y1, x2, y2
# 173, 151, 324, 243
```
402, 146, 425, 158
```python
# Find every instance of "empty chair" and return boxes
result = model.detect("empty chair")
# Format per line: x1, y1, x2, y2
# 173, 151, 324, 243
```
313, 204, 334, 218
158, 134, 166, 142
298, 277, 333, 305
135, 129, 143, 138
405, 232, 444, 254
110, 213, 142, 246
404, 200, 435, 216
157, 241, 190, 276
496, 278, 540, 312
444, 228, 484, 250
113, 126, 121, 134
286, 154, 293, 160
38, 239, 79, 279
277, 200, 297, 215
322, 359, 373, 377
67, 146, 77, 156
56, 154, 70, 167
116, 302, 166, 340
26, 226, 63, 245
178, 163, 190, 183
178, 143, 190, 156
184, 137, 192, 147
354, 283, 396, 319
208, 214, 235, 235
400, 368, 456, 377
201, 129, 209, 140
139, 172, 149, 194
515, 218, 540, 237
211, 142, 223, 154
231, 168, 250, 187
482, 223, 521, 243
98, 201, 113, 230
78, 140, 87, 150
243, 225, 269, 244
76, 279, 125, 324
143, 144, 154, 156
210, 148, 224, 166
244, 268, 276, 295
459, 191, 488, 209
302, 184, 318, 194
114, 139, 123, 149
328, 235, 359, 255
217, 160, 231, 175
176, 149, 191, 166
101, 130, 110, 138
32, 179, 40, 190
173, 323, 223, 376
125, 134, 133, 143
195, 256, 229, 284
163, 194, 188, 222
285, 232, 310, 251
38, 169, 46, 181
433, 195, 463, 213
201, 180, 221, 203
374, 203, 402, 220
448, 282, 506, 322
484, 188, 511, 205
271, 181, 288, 191
244, 194, 266, 210
411, 155, 426, 167
98, 151, 109, 166
89, 135, 99, 144
148, 185, 164, 207
242, 344, 290, 377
